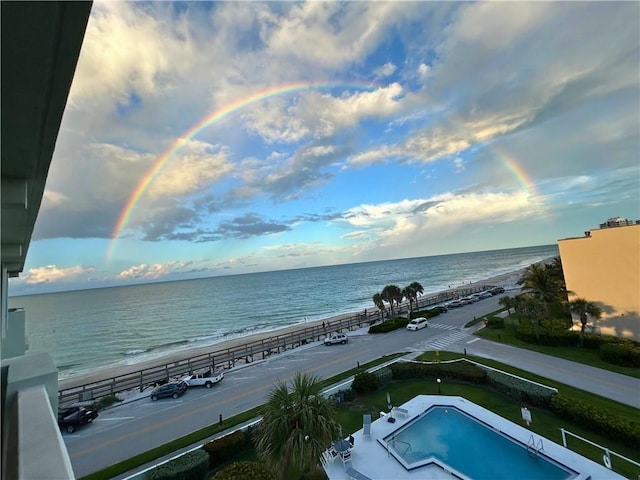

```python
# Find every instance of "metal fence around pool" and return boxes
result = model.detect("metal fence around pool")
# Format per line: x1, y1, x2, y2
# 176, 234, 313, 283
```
57, 285, 491, 407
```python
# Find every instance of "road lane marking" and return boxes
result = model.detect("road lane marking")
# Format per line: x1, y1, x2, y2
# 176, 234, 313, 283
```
70, 347, 367, 459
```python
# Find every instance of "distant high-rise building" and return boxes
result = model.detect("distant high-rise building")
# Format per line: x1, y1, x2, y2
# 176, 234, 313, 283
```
599, 216, 638, 229
557, 220, 640, 341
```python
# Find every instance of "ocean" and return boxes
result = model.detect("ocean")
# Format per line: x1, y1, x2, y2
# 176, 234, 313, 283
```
8, 244, 558, 379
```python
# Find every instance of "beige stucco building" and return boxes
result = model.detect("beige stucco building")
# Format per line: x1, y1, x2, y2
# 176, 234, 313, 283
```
557, 222, 640, 341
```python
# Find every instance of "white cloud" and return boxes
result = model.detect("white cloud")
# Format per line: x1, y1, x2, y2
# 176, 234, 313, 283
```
117, 261, 193, 280
375, 62, 397, 77
148, 140, 234, 198
20, 265, 96, 284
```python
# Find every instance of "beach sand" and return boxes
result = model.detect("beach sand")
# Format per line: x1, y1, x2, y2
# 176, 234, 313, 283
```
59, 266, 530, 390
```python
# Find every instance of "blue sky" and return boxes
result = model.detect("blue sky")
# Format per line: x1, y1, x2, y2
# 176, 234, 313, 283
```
10, 1, 639, 295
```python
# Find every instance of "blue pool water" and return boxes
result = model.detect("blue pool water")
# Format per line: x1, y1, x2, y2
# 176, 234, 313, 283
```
385, 406, 576, 480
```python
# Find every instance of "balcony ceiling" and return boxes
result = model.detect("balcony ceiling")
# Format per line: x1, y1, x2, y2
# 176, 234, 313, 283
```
1, 1, 92, 276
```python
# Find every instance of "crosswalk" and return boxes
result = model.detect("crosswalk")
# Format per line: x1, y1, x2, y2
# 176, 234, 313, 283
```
408, 325, 471, 352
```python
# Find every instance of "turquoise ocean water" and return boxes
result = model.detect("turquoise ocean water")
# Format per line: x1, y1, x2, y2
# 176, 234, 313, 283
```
8, 245, 558, 379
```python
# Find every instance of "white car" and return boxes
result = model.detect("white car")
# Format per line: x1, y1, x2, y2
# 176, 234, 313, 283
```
324, 333, 348, 345
406, 317, 428, 331
461, 296, 479, 304
446, 299, 465, 308
181, 370, 224, 388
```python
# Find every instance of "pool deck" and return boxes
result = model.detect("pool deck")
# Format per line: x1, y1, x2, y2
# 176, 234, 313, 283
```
323, 395, 625, 480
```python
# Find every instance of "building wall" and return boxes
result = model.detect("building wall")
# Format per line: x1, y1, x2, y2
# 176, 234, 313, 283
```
558, 224, 640, 341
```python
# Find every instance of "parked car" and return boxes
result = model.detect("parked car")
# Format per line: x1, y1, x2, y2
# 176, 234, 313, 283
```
57, 406, 98, 433
490, 286, 505, 295
406, 317, 428, 331
150, 381, 187, 401
477, 291, 493, 299
181, 370, 224, 388
461, 296, 479, 304
324, 333, 348, 345
445, 299, 465, 308
432, 305, 448, 313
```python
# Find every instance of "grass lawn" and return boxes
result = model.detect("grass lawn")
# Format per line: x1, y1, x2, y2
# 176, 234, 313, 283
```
475, 316, 640, 379
334, 375, 639, 479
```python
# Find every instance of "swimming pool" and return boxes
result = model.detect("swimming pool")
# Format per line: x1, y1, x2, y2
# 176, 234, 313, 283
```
383, 406, 578, 479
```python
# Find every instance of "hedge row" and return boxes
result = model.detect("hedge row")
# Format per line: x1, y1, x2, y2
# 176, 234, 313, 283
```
599, 343, 640, 367
211, 461, 275, 480
389, 361, 487, 384
202, 430, 252, 469
411, 308, 442, 319
483, 369, 555, 408
368, 317, 409, 334
146, 449, 209, 480
550, 394, 640, 451
486, 317, 504, 329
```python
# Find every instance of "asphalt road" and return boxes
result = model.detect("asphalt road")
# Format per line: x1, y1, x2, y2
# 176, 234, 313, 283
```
64, 295, 640, 478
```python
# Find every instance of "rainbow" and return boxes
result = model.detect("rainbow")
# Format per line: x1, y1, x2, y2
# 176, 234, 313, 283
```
107, 81, 379, 259
492, 146, 539, 198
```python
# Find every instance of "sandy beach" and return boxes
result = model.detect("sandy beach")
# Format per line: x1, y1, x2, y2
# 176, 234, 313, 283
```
58, 264, 532, 392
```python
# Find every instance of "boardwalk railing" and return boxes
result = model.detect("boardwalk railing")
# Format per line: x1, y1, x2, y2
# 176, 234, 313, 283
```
58, 285, 491, 407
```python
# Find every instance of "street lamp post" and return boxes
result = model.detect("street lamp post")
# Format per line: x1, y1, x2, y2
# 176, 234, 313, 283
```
437, 378, 441, 394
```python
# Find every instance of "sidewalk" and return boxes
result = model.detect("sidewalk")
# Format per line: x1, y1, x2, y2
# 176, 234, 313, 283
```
449, 329, 640, 409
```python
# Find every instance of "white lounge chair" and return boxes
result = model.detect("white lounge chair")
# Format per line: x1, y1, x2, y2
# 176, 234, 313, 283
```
363, 414, 371, 437
341, 449, 352, 467
323, 446, 339, 464
393, 407, 409, 417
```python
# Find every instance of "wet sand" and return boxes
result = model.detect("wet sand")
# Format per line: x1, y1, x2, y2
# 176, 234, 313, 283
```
59, 265, 530, 390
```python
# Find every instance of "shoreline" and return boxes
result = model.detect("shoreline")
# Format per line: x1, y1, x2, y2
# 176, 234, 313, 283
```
58, 264, 532, 390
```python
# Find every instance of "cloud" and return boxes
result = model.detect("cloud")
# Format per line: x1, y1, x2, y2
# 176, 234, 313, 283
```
117, 260, 194, 280
19, 265, 96, 284
243, 83, 406, 143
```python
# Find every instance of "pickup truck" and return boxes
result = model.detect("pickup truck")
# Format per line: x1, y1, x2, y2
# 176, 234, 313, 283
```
181, 370, 224, 388
58, 406, 98, 433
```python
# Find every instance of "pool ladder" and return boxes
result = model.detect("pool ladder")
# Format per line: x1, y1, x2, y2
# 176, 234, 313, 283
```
389, 437, 412, 455
527, 435, 544, 458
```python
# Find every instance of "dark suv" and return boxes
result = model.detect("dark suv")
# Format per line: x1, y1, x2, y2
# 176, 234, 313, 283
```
490, 286, 505, 295
58, 406, 98, 433
150, 381, 187, 401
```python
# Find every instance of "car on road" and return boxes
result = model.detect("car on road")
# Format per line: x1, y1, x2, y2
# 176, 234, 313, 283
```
181, 370, 224, 388
406, 317, 428, 331
445, 299, 465, 308
150, 381, 187, 401
57, 406, 98, 433
433, 305, 448, 313
324, 333, 348, 345
490, 286, 505, 295
477, 291, 493, 299
461, 296, 479, 304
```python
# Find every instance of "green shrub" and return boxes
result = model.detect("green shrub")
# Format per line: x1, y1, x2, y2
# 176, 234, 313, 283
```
599, 343, 640, 367
93, 394, 122, 410
484, 369, 555, 407
550, 394, 640, 450
351, 371, 379, 394
389, 360, 486, 384
412, 308, 441, 319
203, 431, 248, 469
373, 367, 393, 387
368, 317, 410, 334
147, 449, 209, 480
211, 461, 276, 480
486, 317, 504, 329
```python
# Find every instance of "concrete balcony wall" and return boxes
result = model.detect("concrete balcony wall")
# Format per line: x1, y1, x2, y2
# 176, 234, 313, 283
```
3, 384, 75, 480
1, 308, 26, 360
1, 353, 73, 479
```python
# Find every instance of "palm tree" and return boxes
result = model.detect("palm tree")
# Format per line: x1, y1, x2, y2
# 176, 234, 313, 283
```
372, 293, 386, 319
515, 295, 545, 340
381, 285, 402, 318
407, 282, 424, 312
402, 286, 415, 317
255, 372, 340, 479
499, 295, 516, 316
569, 298, 603, 346
517, 263, 564, 304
